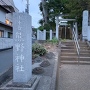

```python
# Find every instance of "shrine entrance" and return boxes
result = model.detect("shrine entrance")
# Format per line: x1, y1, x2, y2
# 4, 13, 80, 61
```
55, 17, 77, 40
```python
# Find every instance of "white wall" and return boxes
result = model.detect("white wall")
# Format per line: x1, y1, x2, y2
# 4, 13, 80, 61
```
37, 30, 46, 40
0, 38, 13, 49
0, 8, 6, 23
6, 13, 13, 23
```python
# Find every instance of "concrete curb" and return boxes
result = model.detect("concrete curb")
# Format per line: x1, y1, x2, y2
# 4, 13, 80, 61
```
31, 76, 41, 90
50, 54, 58, 90
50, 42, 61, 90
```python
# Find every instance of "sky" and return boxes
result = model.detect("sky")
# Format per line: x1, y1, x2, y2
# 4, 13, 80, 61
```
13, 0, 42, 28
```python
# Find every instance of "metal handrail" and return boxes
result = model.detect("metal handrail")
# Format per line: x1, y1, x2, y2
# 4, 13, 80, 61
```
72, 25, 80, 64
87, 41, 90, 47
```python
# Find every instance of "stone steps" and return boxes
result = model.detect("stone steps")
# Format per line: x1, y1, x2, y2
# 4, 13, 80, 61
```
61, 56, 90, 61
80, 50, 90, 53
61, 53, 90, 57
61, 47, 75, 49
61, 49, 90, 53
80, 47, 90, 49
60, 61, 90, 65
61, 49, 76, 52
60, 41, 90, 65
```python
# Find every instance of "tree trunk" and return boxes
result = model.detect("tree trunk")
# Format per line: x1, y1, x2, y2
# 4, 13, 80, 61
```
41, 0, 48, 24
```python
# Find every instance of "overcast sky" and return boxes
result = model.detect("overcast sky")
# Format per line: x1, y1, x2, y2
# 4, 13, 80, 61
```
13, 0, 42, 28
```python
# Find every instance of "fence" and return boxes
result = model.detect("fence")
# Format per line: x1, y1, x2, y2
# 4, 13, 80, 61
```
37, 30, 53, 40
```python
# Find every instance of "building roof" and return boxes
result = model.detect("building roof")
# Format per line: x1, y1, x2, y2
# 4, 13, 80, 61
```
2, 5, 15, 12
0, 0, 19, 12
0, 4, 11, 12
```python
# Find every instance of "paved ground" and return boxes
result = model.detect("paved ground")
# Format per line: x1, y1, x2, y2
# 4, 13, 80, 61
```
57, 65, 90, 90
0, 49, 13, 74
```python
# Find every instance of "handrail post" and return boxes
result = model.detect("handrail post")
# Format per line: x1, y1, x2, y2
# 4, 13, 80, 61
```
72, 24, 80, 65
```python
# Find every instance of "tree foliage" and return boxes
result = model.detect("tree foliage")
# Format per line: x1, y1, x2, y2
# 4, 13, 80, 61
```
39, 0, 90, 32
62, 0, 90, 32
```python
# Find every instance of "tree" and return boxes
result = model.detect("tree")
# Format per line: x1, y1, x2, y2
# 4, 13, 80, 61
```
62, 0, 90, 32
39, 0, 64, 30
41, 0, 48, 24
39, 0, 90, 32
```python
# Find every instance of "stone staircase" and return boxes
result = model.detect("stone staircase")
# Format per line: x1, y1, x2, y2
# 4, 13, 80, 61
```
60, 40, 90, 65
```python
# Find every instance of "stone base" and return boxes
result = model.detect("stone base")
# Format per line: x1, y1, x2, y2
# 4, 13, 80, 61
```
0, 75, 40, 90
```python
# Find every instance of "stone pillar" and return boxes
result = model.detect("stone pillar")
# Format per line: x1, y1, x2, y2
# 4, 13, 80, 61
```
82, 10, 88, 40
65, 26, 66, 39
13, 13, 32, 83
75, 22, 78, 39
37, 30, 40, 40
72, 23, 75, 40
56, 16, 59, 39
88, 26, 90, 41
43, 30, 46, 40
50, 30, 52, 40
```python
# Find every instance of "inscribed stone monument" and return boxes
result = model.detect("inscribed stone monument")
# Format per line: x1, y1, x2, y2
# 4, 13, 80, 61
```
88, 26, 90, 41
13, 13, 32, 83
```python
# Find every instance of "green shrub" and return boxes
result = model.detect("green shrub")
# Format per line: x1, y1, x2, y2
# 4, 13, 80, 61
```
32, 43, 47, 56
32, 54, 39, 59
61, 39, 66, 42
47, 37, 59, 44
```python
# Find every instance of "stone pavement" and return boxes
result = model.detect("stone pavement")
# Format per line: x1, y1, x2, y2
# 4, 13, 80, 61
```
57, 65, 90, 90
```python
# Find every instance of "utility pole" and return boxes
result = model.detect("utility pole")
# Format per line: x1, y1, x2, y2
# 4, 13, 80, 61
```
25, 0, 29, 14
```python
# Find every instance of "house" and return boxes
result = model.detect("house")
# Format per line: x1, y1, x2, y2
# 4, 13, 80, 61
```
0, 0, 18, 49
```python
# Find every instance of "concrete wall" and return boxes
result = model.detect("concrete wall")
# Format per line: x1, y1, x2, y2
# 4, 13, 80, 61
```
0, 7, 6, 23
0, 25, 12, 38
6, 13, 13, 23
0, 38, 13, 49
37, 30, 46, 40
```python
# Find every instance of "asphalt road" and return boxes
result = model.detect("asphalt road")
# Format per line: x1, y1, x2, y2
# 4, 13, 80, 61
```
0, 49, 13, 74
